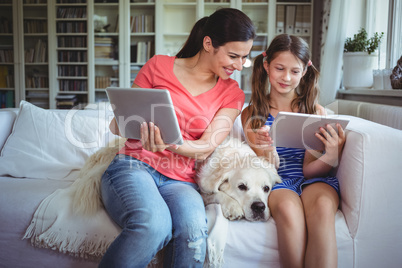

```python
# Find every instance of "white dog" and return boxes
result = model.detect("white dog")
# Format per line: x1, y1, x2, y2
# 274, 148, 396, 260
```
196, 137, 281, 222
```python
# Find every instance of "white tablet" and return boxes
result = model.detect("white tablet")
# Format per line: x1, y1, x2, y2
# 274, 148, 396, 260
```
269, 112, 350, 151
106, 87, 183, 145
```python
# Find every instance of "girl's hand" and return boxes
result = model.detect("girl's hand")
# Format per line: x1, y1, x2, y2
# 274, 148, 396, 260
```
315, 123, 346, 164
254, 125, 275, 152
140, 122, 179, 152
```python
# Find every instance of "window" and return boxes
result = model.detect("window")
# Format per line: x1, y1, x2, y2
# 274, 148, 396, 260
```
368, 0, 402, 69
386, 0, 402, 69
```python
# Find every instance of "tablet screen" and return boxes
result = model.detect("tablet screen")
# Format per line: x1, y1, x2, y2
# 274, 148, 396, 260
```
106, 87, 184, 145
269, 112, 350, 150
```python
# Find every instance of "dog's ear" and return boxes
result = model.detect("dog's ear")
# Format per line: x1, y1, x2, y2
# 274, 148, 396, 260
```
257, 157, 276, 171
218, 170, 235, 192
272, 172, 282, 185
218, 178, 230, 192
257, 157, 282, 184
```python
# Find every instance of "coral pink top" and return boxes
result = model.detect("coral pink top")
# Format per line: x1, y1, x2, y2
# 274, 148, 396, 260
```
118, 55, 245, 183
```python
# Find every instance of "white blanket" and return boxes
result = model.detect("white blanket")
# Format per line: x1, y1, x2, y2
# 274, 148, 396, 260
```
23, 181, 229, 267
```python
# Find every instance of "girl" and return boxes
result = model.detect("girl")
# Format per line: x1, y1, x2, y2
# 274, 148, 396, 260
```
241, 34, 346, 268
100, 8, 255, 268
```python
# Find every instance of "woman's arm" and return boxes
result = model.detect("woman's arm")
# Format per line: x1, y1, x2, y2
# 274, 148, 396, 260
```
303, 123, 346, 178
240, 106, 279, 168
114, 82, 240, 160
142, 107, 241, 160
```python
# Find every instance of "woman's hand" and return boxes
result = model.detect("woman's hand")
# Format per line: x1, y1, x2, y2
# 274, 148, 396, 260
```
315, 123, 346, 164
140, 122, 179, 152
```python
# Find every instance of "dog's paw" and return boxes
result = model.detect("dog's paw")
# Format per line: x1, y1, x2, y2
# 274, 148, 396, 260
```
222, 203, 244, 221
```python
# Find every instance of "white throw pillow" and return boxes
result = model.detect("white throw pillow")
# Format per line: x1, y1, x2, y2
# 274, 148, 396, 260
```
0, 101, 112, 180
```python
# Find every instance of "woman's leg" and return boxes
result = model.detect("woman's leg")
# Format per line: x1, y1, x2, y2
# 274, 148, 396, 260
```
159, 179, 208, 268
99, 155, 173, 268
269, 189, 306, 268
301, 182, 339, 268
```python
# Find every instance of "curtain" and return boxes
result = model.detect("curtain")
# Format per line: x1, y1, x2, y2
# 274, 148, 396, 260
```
318, 0, 350, 106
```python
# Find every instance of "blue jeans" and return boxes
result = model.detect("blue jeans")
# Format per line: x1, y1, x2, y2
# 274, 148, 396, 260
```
99, 154, 207, 268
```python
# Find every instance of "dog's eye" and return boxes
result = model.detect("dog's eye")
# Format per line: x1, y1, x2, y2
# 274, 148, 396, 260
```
238, 184, 248, 191
263, 186, 270, 193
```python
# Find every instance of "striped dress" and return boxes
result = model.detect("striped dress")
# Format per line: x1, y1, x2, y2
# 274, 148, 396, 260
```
265, 114, 340, 196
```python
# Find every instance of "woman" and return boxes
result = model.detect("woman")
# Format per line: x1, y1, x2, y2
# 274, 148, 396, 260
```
100, 8, 255, 268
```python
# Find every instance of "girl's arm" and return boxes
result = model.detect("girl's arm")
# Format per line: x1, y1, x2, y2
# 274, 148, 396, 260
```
240, 106, 279, 168
303, 123, 346, 178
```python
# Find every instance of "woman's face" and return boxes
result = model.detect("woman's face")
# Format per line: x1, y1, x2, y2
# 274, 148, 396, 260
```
264, 51, 306, 95
210, 39, 254, 79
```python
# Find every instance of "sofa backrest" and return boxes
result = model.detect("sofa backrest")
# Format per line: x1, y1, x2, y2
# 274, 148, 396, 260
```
327, 100, 402, 130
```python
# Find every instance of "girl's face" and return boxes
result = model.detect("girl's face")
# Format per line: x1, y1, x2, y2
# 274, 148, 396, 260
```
210, 39, 254, 79
264, 51, 306, 95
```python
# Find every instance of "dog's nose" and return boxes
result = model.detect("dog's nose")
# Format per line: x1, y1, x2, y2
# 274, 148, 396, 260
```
251, 202, 265, 214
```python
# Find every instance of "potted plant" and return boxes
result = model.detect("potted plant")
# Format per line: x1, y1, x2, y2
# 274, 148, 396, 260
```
343, 28, 384, 89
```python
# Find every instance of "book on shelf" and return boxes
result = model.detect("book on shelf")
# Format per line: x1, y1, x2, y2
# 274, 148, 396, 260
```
95, 76, 112, 89
294, 5, 304, 34
130, 15, 154, 33
114, 15, 119, 32
57, 7, 87, 19
131, 41, 153, 64
59, 80, 87, 92
0, 66, 14, 88
0, 16, 12, 34
25, 74, 49, 88
95, 37, 116, 60
0, 90, 14, 108
56, 94, 78, 109
24, 39, 47, 63
276, 5, 285, 34
302, 5, 311, 34
0, 48, 14, 63
24, 18, 47, 34
285, 5, 296, 34
26, 91, 49, 98
0, 66, 8, 88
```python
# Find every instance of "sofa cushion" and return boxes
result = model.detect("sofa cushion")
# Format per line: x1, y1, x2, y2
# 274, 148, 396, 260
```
0, 101, 112, 180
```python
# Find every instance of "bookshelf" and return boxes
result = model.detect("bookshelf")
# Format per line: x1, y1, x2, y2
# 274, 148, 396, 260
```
54, 0, 90, 108
20, 0, 50, 108
0, 0, 17, 108
129, 1, 155, 88
1, 0, 314, 108
93, 0, 120, 103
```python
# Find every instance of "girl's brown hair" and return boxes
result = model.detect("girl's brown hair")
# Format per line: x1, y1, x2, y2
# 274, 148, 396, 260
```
249, 34, 320, 129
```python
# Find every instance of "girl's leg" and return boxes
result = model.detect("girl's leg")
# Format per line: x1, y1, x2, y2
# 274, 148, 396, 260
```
269, 189, 306, 268
159, 179, 208, 268
301, 182, 339, 268
99, 156, 173, 268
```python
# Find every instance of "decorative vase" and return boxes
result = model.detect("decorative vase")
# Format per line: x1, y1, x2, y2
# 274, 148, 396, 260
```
343, 52, 377, 89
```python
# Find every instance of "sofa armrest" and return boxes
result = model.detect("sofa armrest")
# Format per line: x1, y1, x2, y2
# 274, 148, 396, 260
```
336, 115, 402, 265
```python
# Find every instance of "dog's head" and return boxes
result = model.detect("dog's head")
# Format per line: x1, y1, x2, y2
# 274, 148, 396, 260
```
218, 156, 281, 222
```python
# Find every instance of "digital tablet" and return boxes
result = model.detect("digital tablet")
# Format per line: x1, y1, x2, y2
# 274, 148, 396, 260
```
269, 112, 350, 151
106, 87, 183, 145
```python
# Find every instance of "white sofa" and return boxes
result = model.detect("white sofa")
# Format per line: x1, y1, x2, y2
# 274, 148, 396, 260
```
1, 100, 402, 268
